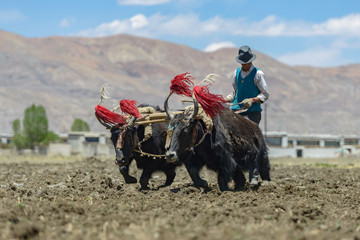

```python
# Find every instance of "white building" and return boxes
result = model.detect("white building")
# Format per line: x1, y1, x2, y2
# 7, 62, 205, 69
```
1, 131, 359, 158
265, 132, 360, 158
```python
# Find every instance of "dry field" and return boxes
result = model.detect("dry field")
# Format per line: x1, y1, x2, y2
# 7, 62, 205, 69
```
0, 155, 360, 240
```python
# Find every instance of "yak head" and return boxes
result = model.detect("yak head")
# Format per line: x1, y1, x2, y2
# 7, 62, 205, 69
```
164, 92, 199, 163
95, 110, 138, 167
109, 117, 138, 166
164, 74, 226, 163
94, 88, 144, 167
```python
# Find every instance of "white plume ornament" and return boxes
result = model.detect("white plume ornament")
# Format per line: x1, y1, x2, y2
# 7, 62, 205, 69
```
197, 73, 222, 86
111, 105, 120, 113
98, 84, 111, 105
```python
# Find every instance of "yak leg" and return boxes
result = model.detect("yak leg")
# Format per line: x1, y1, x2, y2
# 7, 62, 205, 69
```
233, 166, 246, 190
216, 152, 235, 191
258, 148, 271, 181
248, 157, 259, 186
162, 167, 176, 187
217, 173, 230, 191
119, 165, 137, 184
184, 155, 208, 188
185, 164, 208, 188
139, 168, 153, 190
217, 169, 232, 191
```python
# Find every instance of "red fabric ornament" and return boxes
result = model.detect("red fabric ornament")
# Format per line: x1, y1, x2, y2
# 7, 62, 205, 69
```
119, 99, 142, 118
193, 85, 227, 118
170, 72, 194, 97
95, 105, 127, 126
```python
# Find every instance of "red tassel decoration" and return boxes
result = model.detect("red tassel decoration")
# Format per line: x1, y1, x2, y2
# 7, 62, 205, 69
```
119, 99, 142, 118
95, 105, 127, 125
193, 86, 227, 118
170, 72, 194, 97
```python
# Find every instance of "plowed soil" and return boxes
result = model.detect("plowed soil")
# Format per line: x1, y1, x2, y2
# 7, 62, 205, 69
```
0, 156, 360, 240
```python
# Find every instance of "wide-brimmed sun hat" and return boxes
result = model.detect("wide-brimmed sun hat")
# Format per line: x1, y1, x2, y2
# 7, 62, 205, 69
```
236, 45, 256, 64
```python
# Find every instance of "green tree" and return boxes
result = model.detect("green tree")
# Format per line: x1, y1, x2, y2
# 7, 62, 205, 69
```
12, 118, 30, 149
12, 119, 21, 134
71, 118, 90, 132
12, 132, 29, 149
12, 104, 58, 150
41, 131, 60, 144
23, 104, 48, 149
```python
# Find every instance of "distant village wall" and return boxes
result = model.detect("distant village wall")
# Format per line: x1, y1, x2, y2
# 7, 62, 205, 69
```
1, 132, 359, 158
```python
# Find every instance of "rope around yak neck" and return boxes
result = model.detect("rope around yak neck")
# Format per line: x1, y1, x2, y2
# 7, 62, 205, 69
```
133, 149, 166, 159
133, 123, 209, 158
185, 121, 209, 151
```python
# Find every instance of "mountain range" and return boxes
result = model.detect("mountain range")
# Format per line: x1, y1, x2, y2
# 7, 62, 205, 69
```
0, 30, 359, 135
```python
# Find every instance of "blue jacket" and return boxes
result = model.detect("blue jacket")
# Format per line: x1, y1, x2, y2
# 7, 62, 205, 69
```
231, 67, 262, 112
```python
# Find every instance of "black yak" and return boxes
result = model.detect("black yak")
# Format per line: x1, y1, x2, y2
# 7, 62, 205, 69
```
96, 101, 207, 190
164, 82, 271, 191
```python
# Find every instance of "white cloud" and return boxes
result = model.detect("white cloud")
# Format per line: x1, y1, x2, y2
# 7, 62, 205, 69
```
130, 14, 148, 29
204, 42, 236, 52
117, 0, 170, 5
0, 9, 25, 22
277, 48, 344, 67
75, 11, 360, 53
73, 12, 360, 67
313, 14, 360, 36
229, 14, 360, 37
77, 13, 237, 38
331, 37, 360, 49
77, 15, 151, 37
60, 18, 75, 28
77, 13, 360, 39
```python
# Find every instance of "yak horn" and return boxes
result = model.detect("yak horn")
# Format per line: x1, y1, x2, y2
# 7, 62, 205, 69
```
187, 93, 199, 121
164, 92, 174, 120
128, 116, 137, 126
95, 112, 112, 129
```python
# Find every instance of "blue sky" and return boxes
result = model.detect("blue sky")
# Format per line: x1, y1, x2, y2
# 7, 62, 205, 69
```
1, 0, 360, 67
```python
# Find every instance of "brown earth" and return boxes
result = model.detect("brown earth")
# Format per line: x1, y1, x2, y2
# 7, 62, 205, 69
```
0, 156, 360, 240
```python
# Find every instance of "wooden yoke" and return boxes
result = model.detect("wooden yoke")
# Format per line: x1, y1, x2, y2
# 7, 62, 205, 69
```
133, 111, 183, 125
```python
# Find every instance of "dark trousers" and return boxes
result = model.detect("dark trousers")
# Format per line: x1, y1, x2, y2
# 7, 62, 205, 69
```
239, 111, 261, 125
239, 111, 261, 184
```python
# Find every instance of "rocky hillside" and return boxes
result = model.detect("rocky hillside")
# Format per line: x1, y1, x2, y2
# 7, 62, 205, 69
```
0, 30, 359, 135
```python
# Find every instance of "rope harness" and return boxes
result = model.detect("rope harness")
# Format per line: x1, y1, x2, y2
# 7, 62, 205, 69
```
114, 106, 169, 159
115, 106, 213, 159
116, 123, 167, 159
184, 122, 209, 152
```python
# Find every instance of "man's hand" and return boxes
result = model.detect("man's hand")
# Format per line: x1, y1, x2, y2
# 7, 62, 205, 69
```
223, 97, 231, 103
241, 98, 255, 108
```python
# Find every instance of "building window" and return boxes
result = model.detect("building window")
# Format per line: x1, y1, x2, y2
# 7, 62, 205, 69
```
344, 139, 358, 145
85, 137, 99, 143
68, 135, 79, 140
265, 137, 282, 146
297, 140, 320, 147
325, 141, 340, 147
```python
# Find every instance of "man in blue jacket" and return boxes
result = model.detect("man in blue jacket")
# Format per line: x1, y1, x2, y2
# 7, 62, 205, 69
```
225, 45, 269, 125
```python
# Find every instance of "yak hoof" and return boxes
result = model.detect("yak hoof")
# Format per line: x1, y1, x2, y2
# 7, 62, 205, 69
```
139, 186, 150, 191
124, 176, 137, 184
194, 180, 209, 189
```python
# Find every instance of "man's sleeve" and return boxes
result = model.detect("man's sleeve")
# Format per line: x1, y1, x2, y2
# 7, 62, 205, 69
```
226, 70, 237, 102
254, 70, 269, 103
